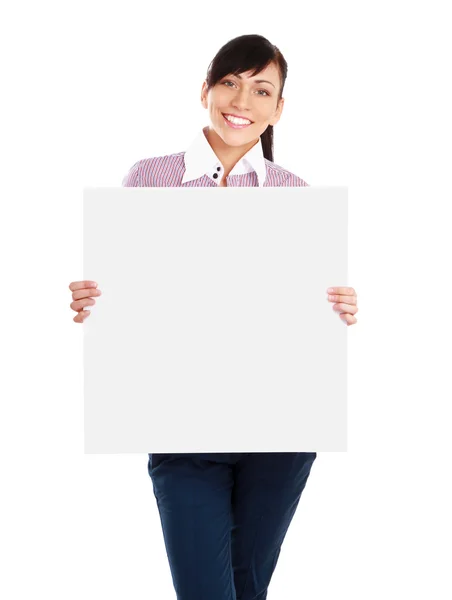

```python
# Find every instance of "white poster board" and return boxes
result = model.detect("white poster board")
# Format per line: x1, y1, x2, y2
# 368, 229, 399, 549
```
83, 187, 348, 453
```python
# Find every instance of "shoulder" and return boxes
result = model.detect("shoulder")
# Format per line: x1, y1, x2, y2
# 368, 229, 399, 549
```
122, 152, 185, 187
264, 158, 309, 187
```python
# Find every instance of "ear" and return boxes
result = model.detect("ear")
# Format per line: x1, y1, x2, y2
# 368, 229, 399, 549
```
269, 97, 284, 126
201, 81, 208, 109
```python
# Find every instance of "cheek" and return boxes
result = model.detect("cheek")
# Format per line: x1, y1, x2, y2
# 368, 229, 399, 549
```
210, 88, 227, 105
252, 107, 270, 121
250, 98, 275, 118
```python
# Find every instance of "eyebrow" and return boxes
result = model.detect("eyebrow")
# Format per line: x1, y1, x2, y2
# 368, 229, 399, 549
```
233, 73, 276, 88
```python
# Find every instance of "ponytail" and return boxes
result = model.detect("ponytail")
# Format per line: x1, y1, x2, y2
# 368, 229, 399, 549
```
260, 125, 274, 162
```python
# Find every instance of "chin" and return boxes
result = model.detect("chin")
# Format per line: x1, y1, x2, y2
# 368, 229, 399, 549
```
220, 124, 255, 143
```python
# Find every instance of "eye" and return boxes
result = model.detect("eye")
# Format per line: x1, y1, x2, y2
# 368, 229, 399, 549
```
223, 80, 270, 97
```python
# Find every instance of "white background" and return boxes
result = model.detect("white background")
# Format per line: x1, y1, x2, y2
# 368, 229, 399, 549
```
1, 1, 451, 599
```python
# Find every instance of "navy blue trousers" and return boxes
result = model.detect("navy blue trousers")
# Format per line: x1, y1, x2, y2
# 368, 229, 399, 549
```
148, 452, 317, 600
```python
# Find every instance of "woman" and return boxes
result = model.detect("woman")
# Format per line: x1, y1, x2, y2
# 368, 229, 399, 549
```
69, 34, 358, 600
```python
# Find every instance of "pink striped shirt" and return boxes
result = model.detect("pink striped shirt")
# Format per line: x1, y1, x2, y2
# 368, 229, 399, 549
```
122, 127, 309, 188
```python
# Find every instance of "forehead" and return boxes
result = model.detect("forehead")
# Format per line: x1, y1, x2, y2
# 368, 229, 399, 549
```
233, 62, 279, 83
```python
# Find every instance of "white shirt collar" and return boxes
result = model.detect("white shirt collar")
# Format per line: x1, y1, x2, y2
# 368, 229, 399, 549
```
182, 126, 267, 187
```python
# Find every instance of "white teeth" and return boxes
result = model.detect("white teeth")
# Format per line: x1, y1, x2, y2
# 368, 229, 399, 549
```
224, 114, 251, 125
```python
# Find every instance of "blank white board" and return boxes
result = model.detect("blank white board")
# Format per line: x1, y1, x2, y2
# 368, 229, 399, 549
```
83, 187, 348, 453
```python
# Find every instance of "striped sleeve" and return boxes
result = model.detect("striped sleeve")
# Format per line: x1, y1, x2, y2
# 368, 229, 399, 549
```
264, 160, 309, 187
282, 172, 309, 187
122, 161, 141, 187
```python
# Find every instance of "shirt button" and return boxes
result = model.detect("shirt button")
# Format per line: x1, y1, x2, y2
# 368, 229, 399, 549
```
213, 173, 218, 179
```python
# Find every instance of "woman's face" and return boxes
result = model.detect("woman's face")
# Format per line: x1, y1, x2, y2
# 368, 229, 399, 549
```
201, 62, 284, 147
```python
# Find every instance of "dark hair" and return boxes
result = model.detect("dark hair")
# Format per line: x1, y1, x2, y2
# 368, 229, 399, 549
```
205, 34, 288, 163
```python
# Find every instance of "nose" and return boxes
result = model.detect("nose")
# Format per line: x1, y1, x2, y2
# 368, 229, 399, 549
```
231, 87, 251, 113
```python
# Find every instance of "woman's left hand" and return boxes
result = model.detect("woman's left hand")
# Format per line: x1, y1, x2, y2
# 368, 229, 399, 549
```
326, 287, 358, 326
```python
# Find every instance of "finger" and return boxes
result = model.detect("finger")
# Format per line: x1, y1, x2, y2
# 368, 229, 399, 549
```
73, 309, 91, 323
72, 287, 101, 301
333, 303, 358, 314
70, 298, 96, 312
329, 294, 357, 305
327, 287, 355, 296
69, 281, 98, 292
340, 312, 357, 325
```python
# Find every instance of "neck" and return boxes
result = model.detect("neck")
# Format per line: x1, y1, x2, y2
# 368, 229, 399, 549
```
203, 126, 259, 178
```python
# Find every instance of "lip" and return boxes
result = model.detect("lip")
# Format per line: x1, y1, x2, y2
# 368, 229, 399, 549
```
222, 113, 254, 124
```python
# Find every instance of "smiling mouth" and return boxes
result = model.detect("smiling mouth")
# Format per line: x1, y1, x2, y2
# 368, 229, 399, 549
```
222, 113, 254, 125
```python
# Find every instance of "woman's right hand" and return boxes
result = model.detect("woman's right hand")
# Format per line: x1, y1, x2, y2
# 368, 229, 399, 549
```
69, 280, 102, 323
